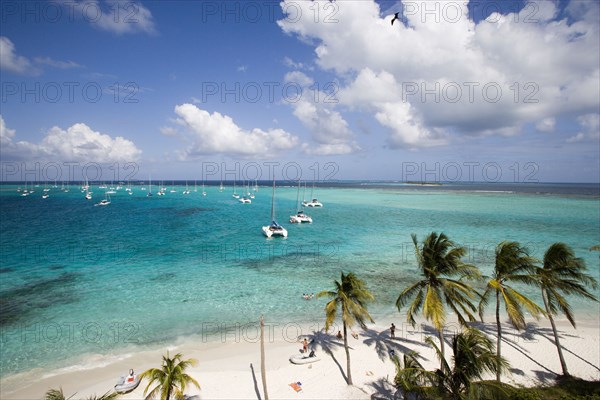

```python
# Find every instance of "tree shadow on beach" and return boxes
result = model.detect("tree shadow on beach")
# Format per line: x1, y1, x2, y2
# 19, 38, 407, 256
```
534, 370, 557, 384
474, 320, 600, 374
303, 330, 348, 384
533, 326, 600, 373
421, 324, 455, 351
367, 377, 399, 400
470, 321, 559, 378
249, 363, 262, 400
361, 327, 430, 363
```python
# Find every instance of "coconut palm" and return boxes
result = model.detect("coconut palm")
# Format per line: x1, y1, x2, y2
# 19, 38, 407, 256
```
537, 243, 599, 377
432, 328, 512, 399
396, 232, 480, 362
44, 388, 67, 400
44, 388, 119, 400
139, 352, 200, 400
392, 351, 434, 399
394, 329, 512, 400
478, 241, 545, 381
317, 271, 374, 385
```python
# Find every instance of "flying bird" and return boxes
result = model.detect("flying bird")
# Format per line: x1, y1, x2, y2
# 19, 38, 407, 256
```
391, 12, 399, 26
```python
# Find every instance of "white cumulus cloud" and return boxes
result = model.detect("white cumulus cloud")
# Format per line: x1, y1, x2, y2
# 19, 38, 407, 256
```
278, 0, 600, 148
173, 103, 301, 158
0, 36, 39, 75
567, 113, 600, 142
0, 116, 142, 162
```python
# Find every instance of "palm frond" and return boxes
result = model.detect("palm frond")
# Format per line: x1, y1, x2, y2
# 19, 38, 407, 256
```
44, 388, 67, 400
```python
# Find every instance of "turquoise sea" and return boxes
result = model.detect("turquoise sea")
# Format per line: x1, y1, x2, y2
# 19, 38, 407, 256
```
1, 182, 599, 378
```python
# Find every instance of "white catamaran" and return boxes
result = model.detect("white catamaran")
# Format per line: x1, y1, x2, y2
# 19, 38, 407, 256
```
305, 180, 323, 207
262, 178, 288, 238
290, 180, 312, 223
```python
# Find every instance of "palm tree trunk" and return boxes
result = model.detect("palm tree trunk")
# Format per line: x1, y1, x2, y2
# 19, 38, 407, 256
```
260, 316, 269, 400
542, 288, 569, 376
496, 290, 502, 382
343, 322, 352, 385
437, 328, 445, 370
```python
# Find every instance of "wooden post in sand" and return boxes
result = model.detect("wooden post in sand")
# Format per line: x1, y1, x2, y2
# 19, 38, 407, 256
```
260, 315, 269, 400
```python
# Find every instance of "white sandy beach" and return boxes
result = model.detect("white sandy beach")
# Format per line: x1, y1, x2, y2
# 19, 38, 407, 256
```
1, 316, 599, 400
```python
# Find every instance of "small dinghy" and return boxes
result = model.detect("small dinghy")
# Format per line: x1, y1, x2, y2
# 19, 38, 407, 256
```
114, 369, 141, 393
290, 352, 321, 365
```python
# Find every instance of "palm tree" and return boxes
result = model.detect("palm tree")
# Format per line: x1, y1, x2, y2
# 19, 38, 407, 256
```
44, 388, 119, 400
317, 271, 374, 385
260, 315, 269, 400
433, 328, 512, 399
537, 243, 599, 377
478, 241, 545, 381
394, 329, 512, 400
139, 352, 200, 400
396, 232, 480, 362
392, 351, 433, 399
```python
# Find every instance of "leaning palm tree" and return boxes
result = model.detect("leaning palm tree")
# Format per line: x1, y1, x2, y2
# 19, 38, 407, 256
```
536, 243, 599, 377
478, 241, 545, 381
139, 352, 200, 400
317, 271, 374, 385
396, 232, 480, 363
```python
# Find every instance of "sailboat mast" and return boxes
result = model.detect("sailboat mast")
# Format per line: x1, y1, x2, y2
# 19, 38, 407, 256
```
270, 177, 275, 222
296, 180, 301, 210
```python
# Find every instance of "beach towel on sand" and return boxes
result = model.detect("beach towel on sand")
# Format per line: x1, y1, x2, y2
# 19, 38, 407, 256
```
289, 381, 302, 392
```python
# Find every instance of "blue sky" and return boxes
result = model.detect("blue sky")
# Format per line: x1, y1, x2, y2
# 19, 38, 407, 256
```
1, 0, 598, 183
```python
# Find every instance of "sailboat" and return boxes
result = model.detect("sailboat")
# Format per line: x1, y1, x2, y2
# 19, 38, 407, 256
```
290, 181, 312, 223
125, 180, 132, 193
183, 181, 190, 195
95, 192, 111, 206
157, 180, 165, 196
262, 177, 288, 238
232, 181, 239, 199
170, 180, 177, 193
147, 176, 153, 197
202, 181, 207, 196
305, 180, 323, 207
42, 182, 50, 198
85, 180, 92, 200
194, 180, 198, 193
219, 181, 224, 192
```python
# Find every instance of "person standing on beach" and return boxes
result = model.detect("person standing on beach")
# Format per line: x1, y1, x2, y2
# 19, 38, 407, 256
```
302, 338, 309, 353
390, 323, 396, 339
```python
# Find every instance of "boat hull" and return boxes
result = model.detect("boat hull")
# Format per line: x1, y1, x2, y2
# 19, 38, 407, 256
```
262, 226, 288, 238
289, 354, 321, 364
114, 376, 140, 394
